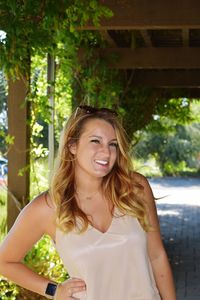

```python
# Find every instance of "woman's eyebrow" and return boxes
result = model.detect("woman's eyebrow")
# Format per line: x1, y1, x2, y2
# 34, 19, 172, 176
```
88, 135, 102, 139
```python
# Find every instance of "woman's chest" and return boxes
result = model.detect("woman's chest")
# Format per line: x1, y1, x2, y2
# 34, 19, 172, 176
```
56, 213, 147, 266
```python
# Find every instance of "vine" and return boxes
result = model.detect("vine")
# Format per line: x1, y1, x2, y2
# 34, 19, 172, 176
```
0, 0, 113, 76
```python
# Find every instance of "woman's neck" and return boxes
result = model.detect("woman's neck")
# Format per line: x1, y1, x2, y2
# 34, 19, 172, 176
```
74, 174, 102, 195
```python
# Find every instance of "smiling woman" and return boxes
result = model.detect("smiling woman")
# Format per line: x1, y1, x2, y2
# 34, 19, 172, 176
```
0, 105, 176, 300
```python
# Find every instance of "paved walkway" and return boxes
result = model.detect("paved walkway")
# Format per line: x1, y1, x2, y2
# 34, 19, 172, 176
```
150, 177, 200, 300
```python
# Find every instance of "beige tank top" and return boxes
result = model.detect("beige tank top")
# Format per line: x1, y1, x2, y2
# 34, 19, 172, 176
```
55, 207, 161, 300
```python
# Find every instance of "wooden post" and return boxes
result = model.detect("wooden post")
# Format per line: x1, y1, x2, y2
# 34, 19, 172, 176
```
7, 75, 30, 230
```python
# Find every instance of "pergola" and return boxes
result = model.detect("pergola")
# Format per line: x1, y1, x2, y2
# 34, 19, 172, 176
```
7, 0, 200, 228
83, 0, 200, 94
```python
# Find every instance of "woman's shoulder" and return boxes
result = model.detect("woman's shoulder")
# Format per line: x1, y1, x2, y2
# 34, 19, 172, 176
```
19, 191, 56, 237
24, 191, 54, 213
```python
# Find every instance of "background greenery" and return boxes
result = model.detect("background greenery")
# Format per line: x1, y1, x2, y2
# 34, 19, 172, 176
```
134, 100, 200, 176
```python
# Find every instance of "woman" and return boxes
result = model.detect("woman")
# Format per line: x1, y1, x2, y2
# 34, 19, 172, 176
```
0, 105, 176, 300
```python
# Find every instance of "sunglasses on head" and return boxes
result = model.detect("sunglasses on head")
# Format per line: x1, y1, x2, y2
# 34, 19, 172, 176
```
77, 105, 118, 116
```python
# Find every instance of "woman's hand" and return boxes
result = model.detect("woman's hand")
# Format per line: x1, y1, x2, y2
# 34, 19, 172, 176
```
55, 278, 86, 300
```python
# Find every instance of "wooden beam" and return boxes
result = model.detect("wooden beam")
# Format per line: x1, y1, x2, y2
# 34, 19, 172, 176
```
132, 70, 200, 87
7, 76, 30, 229
82, 0, 200, 30
98, 47, 200, 69
154, 88, 200, 99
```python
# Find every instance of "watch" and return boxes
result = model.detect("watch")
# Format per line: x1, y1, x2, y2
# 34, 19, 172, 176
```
45, 282, 58, 299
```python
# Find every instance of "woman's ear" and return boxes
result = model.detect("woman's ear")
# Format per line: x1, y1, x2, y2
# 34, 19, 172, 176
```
68, 140, 77, 155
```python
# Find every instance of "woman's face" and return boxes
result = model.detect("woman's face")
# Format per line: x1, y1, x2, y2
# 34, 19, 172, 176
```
70, 118, 118, 179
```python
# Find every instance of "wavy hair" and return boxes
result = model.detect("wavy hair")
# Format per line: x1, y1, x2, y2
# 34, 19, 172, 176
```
50, 106, 149, 233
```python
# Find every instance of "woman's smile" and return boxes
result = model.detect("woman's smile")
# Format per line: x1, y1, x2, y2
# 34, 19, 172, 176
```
95, 159, 109, 166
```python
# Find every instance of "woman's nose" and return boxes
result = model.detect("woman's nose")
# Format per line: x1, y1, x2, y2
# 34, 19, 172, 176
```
101, 144, 110, 155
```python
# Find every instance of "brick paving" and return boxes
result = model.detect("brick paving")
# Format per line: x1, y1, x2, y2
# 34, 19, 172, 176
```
149, 178, 200, 300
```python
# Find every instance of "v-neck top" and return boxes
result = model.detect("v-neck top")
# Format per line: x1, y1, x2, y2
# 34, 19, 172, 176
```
55, 207, 161, 300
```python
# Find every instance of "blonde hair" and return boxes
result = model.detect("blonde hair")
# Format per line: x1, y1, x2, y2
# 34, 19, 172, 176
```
50, 106, 149, 233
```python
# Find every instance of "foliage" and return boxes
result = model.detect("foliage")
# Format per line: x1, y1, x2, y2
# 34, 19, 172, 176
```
133, 157, 162, 178
0, 186, 7, 242
0, 235, 68, 300
73, 53, 164, 137
74, 56, 197, 138
118, 86, 157, 136
156, 97, 193, 123
30, 158, 49, 197
1, 1, 196, 143
28, 55, 51, 158
24, 235, 68, 283
162, 160, 197, 177
0, 277, 19, 300
134, 102, 200, 176
29, 54, 73, 156
0, 0, 112, 76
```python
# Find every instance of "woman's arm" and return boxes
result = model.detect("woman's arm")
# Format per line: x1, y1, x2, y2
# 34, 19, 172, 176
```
0, 193, 56, 297
0, 193, 86, 299
134, 173, 176, 300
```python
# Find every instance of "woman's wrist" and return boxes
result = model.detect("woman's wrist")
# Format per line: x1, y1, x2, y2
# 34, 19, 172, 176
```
53, 283, 62, 300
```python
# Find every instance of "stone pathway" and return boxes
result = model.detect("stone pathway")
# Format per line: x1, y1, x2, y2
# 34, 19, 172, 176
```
149, 177, 200, 300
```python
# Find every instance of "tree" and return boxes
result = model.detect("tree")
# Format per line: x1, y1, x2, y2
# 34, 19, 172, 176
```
134, 101, 200, 176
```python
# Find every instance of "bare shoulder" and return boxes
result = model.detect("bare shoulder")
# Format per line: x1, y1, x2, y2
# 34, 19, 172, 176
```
14, 191, 56, 238
0, 192, 56, 262
23, 191, 54, 217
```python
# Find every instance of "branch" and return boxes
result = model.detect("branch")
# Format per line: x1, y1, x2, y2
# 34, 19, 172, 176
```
1, 184, 24, 211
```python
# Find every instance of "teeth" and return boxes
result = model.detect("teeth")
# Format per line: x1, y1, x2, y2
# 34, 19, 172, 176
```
95, 160, 108, 165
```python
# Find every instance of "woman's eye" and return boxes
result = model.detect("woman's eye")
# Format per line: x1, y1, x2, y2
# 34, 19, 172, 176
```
91, 139, 100, 144
109, 143, 118, 148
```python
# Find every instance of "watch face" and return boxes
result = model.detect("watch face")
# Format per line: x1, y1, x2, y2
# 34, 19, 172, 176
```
45, 283, 57, 296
